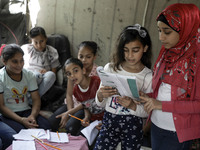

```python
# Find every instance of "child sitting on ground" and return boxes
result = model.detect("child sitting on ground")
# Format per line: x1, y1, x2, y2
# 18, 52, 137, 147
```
65, 41, 99, 108
0, 44, 51, 133
21, 26, 60, 97
49, 58, 104, 135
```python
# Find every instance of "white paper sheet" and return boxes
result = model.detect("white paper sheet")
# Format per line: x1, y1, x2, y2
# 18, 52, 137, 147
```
81, 120, 101, 146
97, 66, 139, 99
47, 130, 69, 143
12, 141, 36, 150
13, 129, 47, 141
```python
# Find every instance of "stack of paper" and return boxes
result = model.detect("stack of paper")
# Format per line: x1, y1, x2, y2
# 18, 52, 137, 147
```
13, 129, 47, 141
12, 141, 36, 150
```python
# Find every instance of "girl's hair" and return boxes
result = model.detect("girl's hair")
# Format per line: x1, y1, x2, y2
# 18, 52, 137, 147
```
111, 24, 152, 71
64, 57, 83, 69
1, 44, 24, 62
30, 26, 47, 38
78, 41, 98, 55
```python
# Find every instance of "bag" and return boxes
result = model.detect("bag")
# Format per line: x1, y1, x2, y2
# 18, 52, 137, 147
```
46, 34, 71, 67
47, 34, 71, 87
41, 85, 66, 111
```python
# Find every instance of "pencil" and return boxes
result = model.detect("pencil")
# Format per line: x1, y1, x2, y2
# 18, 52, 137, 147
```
43, 142, 62, 150
57, 131, 61, 141
31, 135, 43, 142
32, 135, 61, 150
68, 114, 89, 125
68, 114, 83, 122
35, 140, 48, 150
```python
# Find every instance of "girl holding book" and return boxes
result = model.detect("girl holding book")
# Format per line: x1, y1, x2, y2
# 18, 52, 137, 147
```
94, 24, 152, 150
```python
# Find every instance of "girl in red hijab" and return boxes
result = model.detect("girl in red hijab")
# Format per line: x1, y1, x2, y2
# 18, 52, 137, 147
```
140, 3, 200, 150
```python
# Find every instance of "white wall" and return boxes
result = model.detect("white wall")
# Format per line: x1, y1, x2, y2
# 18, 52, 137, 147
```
28, 0, 200, 67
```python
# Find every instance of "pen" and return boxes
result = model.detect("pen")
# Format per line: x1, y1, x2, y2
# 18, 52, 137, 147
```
35, 140, 48, 150
57, 131, 61, 141
31, 135, 61, 150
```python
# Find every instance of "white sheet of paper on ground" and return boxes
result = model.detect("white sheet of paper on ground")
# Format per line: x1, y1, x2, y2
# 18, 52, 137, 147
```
12, 141, 36, 150
47, 130, 69, 143
81, 120, 101, 146
13, 129, 47, 140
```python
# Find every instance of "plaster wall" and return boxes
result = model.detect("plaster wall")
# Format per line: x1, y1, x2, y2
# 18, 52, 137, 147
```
29, 0, 200, 67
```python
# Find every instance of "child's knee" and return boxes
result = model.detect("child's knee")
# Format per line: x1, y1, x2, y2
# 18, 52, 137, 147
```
45, 71, 56, 82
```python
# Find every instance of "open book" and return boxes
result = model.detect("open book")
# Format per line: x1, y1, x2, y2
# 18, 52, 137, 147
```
47, 130, 69, 143
13, 129, 48, 141
81, 120, 101, 146
97, 66, 139, 100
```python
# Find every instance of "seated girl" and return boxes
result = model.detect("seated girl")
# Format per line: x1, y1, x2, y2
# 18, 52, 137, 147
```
21, 26, 60, 97
0, 44, 51, 132
49, 58, 104, 136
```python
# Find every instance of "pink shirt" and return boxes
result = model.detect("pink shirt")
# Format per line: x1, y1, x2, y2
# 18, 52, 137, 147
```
89, 63, 98, 77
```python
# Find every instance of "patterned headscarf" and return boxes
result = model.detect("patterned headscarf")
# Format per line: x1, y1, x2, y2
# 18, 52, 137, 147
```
153, 3, 200, 99
0, 44, 6, 56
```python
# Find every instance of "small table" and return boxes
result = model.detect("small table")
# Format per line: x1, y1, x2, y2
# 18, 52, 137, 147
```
7, 134, 89, 150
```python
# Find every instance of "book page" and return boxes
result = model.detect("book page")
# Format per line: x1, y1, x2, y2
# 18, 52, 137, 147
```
47, 131, 69, 143
12, 141, 36, 150
97, 66, 139, 99
81, 120, 101, 146
13, 129, 47, 141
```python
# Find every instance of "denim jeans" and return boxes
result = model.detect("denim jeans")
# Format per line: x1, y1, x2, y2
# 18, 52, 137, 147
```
0, 138, 2, 150
34, 71, 56, 96
48, 104, 84, 135
0, 121, 16, 149
28, 71, 56, 105
0, 109, 51, 133
151, 123, 191, 150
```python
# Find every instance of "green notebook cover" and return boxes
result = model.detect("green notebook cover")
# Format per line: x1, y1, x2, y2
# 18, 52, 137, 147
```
127, 78, 139, 100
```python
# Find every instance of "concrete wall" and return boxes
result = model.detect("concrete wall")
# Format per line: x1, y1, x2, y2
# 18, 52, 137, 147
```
28, 0, 200, 67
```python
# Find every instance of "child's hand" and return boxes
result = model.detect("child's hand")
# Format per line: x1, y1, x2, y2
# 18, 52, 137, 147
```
117, 96, 137, 111
56, 112, 70, 128
139, 91, 150, 105
39, 69, 47, 74
139, 92, 162, 114
95, 122, 102, 130
81, 118, 90, 127
97, 86, 118, 100
21, 116, 39, 129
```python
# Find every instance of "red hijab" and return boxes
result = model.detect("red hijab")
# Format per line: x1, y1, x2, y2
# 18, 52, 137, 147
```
153, 3, 200, 99
0, 44, 6, 56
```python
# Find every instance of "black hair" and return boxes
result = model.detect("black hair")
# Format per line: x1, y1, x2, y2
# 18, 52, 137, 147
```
78, 41, 98, 55
1, 44, 24, 62
111, 24, 152, 70
157, 14, 178, 33
64, 57, 83, 69
30, 26, 47, 38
